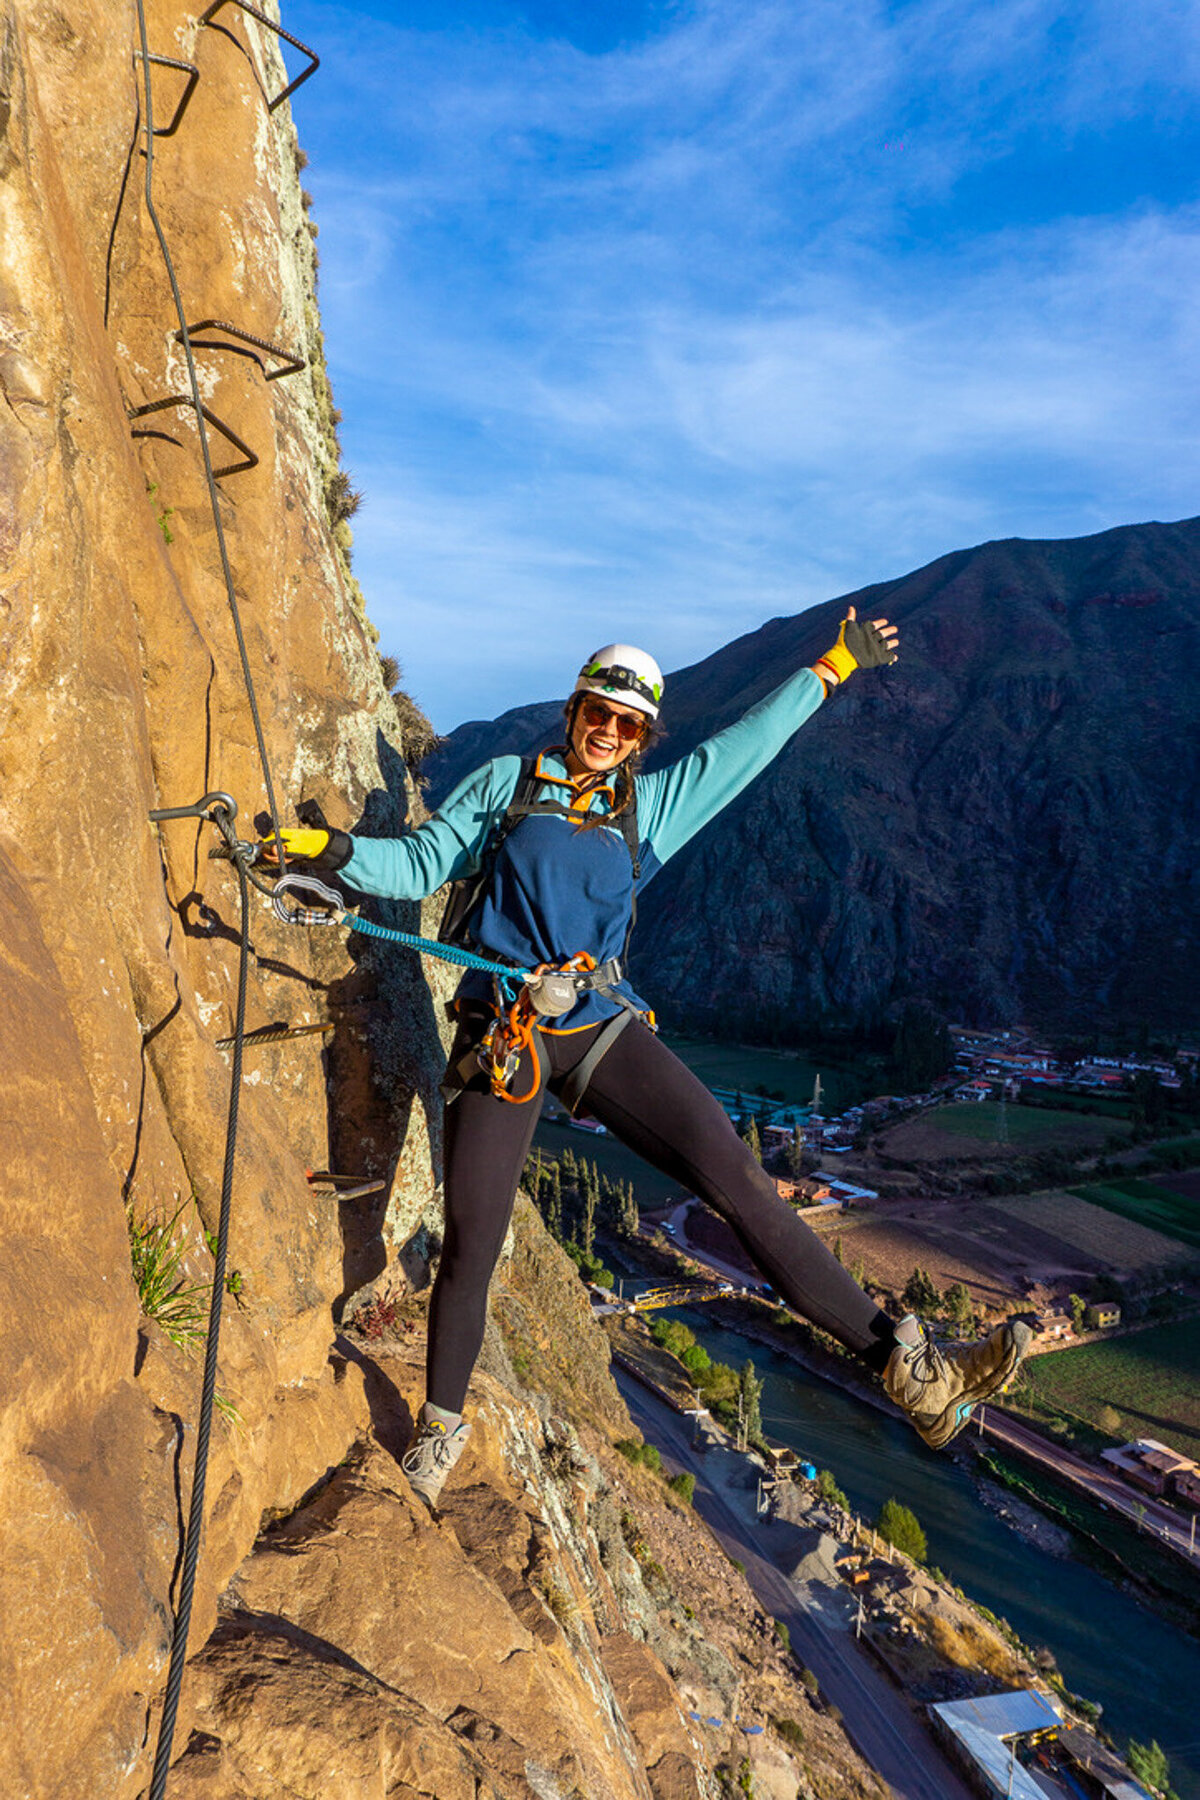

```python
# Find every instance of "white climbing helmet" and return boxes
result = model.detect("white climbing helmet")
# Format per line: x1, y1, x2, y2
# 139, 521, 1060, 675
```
574, 644, 664, 721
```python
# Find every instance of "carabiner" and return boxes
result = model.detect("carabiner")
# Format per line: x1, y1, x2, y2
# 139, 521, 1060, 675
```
271, 870, 344, 927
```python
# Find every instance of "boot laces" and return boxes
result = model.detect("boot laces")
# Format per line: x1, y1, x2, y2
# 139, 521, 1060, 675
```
403, 1419, 457, 1475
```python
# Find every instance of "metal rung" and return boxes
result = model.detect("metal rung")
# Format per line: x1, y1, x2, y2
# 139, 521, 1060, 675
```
215, 1020, 333, 1049
129, 395, 257, 478
307, 1170, 387, 1201
199, 0, 319, 111
135, 52, 201, 136
178, 319, 305, 382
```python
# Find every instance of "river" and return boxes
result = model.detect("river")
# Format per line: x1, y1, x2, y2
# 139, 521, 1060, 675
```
667, 1313, 1200, 1799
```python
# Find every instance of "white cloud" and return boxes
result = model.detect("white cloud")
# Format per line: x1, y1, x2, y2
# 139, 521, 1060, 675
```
287, 0, 1200, 726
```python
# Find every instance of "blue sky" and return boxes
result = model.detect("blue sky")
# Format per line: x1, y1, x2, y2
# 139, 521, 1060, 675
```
284, 0, 1200, 729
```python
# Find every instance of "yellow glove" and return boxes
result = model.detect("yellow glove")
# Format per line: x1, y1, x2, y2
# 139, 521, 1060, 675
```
260, 827, 331, 865
813, 615, 898, 691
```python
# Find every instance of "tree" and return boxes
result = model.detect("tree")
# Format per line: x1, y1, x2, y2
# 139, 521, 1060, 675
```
786, 1124, 806, 1177
1128, 1071, 1168, 1133
699, 1360, 739, 1407
742, 1116, 762, 1163
891, 1002, 953, 1092
833, 1235, 844, 1265
547, 1167, 563, 1243
581, 1171, 597, 1257
1069, 1292, 1086, 1333
903, 1266, 941, 1316
816, 1468, 848, 1510
877, 1497, 927, 1562
1126, 1740, 1178, 1798
943, 1282, 974, 1332
1097, 1404, 1123, 1437
739, 1359, 763, 1444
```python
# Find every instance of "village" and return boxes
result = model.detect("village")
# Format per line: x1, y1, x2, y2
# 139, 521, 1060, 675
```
552, 1018, 1200, 1536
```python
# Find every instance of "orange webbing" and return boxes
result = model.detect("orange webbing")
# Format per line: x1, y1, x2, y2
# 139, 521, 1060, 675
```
483, 954, 597, 1104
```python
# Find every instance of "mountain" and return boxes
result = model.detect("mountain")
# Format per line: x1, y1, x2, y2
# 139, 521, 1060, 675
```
426, 518, 1200, 1039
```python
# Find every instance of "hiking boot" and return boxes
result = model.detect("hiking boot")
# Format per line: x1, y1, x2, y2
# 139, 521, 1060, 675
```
884, 1314, 1034, 1450
402, 1402, 471, 1510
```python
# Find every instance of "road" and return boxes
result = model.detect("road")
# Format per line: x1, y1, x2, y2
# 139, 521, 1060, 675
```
980, 1410, 1200, 1562
615, 1369, 977, 1800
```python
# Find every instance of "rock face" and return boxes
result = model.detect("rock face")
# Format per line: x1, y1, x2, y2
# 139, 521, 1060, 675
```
0, 3, 445, 1792
160, 1207, 886, 1800
428, 517, 1200, 1038
0, 9, 884, 1799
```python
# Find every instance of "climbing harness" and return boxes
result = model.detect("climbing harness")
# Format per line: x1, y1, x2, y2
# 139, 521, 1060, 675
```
476, 951, 600, 1105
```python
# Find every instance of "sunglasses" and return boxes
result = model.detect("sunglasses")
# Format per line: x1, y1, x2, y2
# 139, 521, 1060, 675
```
578, 697, 648, 742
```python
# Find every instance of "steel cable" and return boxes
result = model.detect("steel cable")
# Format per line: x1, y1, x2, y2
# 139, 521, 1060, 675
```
146, 853, 249, 1800
128, 0, 290, 1789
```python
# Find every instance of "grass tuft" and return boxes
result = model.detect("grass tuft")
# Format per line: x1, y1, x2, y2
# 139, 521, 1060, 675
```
127, 1199, 210, 1350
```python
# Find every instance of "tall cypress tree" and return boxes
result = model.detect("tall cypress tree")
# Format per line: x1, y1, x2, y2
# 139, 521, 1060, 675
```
547, 1167, 563, 1243
739, 1359, 763, 1445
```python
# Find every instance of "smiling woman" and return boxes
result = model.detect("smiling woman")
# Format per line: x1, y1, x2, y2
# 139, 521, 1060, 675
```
263, 611, 1037, 1508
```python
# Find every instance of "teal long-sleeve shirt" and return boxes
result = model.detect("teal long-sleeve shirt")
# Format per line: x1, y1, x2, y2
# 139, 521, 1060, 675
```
343, 663, 826, 905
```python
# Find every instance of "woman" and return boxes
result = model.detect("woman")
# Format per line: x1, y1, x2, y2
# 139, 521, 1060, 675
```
269, 611, 1032, 1508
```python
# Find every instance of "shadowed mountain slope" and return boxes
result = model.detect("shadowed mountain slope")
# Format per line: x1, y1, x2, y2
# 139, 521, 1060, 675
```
426, 517, 1200, 1038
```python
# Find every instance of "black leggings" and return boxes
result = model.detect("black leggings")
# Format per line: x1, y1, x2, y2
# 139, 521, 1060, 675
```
427, 1013, 896, 1412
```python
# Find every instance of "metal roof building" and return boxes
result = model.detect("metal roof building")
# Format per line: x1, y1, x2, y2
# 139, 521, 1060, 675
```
1058, 1726, 1157, 1800
929, 1691, 1061, 1799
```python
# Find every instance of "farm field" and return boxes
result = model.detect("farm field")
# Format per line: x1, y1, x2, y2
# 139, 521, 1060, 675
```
1069, 1177, 1200, 1252
1019, 1317, 1200, 1463
993, 1191, 1196, 1276
660, 1033, 875, 1111
880, 1102, 1112, 1162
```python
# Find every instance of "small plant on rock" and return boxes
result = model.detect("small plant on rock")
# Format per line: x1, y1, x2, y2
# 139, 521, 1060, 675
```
770, 1714, 804, 1749
126, 1198, 210, 1351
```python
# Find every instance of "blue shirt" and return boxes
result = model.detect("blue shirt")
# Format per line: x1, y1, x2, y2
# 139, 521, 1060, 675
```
341, 664, 826, 1027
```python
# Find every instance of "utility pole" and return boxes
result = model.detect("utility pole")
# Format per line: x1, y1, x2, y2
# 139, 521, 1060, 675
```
1191, 1511, 1196, 1557
855, 1588, 865, 1640
1006, 1739, 1015, 1799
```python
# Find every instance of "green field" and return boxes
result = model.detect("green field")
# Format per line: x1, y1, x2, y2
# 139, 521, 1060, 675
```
660, 1034, 876, 1112
1022, 1318, 1200, 1462
931, 1102, 1112, 1146
1069, 1178, 1200, 1251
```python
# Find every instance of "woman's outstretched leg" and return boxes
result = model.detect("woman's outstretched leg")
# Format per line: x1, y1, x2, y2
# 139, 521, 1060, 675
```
568, 1021, 1032, 1448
